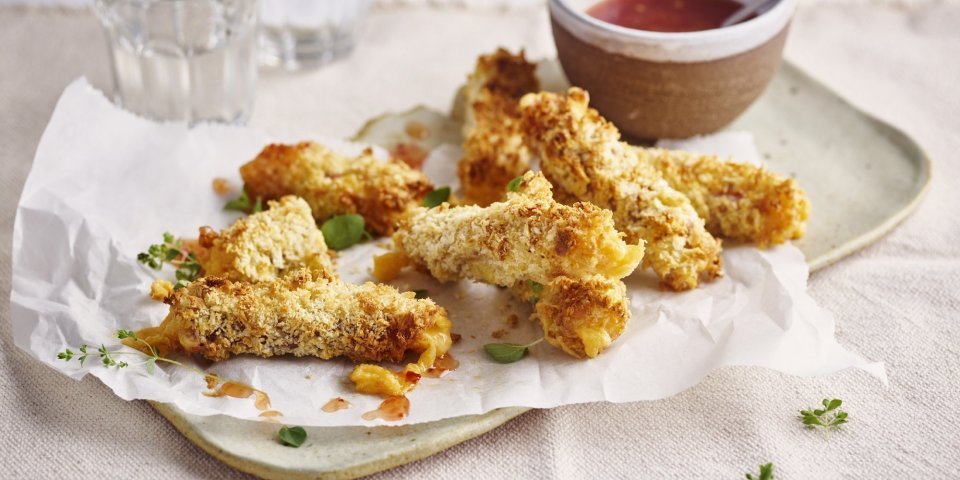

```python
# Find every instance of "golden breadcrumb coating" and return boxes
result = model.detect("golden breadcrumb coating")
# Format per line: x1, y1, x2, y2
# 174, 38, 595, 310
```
395, 171, 644, 285
393, 171, 643, 358
639, 147, 810, 246
510, 274, 629, 358
133, 269, 448, 365
458, 49, 539, 206
519, 88, 723, 291
199, 196, 334, 282
240, 142, 434, 236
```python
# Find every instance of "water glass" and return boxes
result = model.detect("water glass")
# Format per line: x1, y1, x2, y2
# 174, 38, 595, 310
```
259, 0, 370, 71
94, 0, 259, 124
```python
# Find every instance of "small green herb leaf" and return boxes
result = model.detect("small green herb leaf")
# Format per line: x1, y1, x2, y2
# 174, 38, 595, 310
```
137, 233, 203, 284
321, 214, 368, 251
224, 186, 263, 214
800, 398, 848, 430
484, 343, 528, 363
527, 280, 544, 303
413, 289, 429, 299
506, 176, 523, 192
483, 338, 543, 364
423, 187, 451, 208
278, 426, 307, 447
144, 357, 157, 375
745, 462, 774, 480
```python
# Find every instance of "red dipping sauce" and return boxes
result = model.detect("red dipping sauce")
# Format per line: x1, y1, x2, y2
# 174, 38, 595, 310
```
587, 0, 753, 33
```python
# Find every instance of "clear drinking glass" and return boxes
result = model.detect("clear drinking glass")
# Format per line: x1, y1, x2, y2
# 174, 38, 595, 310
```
94, 0, 259, 124
258, 0, 370, 71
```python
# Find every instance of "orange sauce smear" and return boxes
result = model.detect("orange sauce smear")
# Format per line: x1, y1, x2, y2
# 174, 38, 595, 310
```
391, 143, 429, 170
362, 396, 410, 422
423, 353, 459, 379
322, 397, 352, 413
203, 376, 278, 415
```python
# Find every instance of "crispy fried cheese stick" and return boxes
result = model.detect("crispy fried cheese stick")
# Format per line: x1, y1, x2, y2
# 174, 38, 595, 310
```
393, 172, 643, 358
458, 49, 539, 206
395, 172, 644, 284
134, 269, 450, 367
639, 147, 810, 246
519, 88, 723, 291
510, 274, 629, 358
240, 142, 433, 236
198, 196, 334, 282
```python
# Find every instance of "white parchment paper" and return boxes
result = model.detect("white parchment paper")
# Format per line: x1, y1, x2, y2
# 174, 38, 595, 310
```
10, 79, 885, 426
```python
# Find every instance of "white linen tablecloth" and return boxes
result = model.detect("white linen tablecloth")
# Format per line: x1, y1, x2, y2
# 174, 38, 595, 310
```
1, 2, 958, 478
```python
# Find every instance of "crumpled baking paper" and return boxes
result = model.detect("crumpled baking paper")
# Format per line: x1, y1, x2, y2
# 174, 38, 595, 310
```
10, 79, 885, 426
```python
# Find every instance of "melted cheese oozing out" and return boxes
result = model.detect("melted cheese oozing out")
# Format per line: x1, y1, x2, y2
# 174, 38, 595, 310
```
350, 314, 453, 397
576, 327, 612, 359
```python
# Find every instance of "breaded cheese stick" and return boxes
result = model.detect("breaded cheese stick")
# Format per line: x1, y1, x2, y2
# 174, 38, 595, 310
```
510, 274, 629, 358
392, 172, 643, 358
240, 142, 434, 236
133, 269, 450, 374
639, 147, 810, 246
395, 172, 644, 285
458, 49, 539, 206
519, 88, 723, 291
198, 196, 334, 282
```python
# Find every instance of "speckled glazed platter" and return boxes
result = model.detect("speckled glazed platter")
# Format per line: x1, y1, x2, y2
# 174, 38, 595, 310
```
151, 60, 930, 479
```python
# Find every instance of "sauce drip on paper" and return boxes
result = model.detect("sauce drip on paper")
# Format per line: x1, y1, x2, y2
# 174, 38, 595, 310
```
322, 397, 352, 413
423, 353, 459, 378
362, 396, 410, 421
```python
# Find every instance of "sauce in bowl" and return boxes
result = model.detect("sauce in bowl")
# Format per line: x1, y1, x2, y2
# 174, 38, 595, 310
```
586, 0, 754, 32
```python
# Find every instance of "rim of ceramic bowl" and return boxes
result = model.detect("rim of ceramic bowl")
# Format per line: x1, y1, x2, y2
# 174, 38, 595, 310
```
550, 0, 796, 62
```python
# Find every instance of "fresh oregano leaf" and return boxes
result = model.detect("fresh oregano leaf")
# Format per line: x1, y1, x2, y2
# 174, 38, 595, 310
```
278, 426, 307, 447
506, 176, 523, 192
321, 214, 367, 251
423, 187, 451, 208
483, 338, 543, 364
745, 463, 774, 480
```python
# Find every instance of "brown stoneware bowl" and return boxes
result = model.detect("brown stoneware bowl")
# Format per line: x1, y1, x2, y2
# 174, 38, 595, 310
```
550, 0, 795, 140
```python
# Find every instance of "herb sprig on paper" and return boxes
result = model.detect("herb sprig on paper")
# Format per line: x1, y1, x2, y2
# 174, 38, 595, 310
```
137, 232, 202, 289
800, 398, 848, 430
57, 329, 269, 405
223, 186, 263, 215
483, 338, 543, 364
745, 463, 774, 480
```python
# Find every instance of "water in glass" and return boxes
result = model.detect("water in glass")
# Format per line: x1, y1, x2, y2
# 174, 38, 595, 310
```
94, 0, 259, 123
